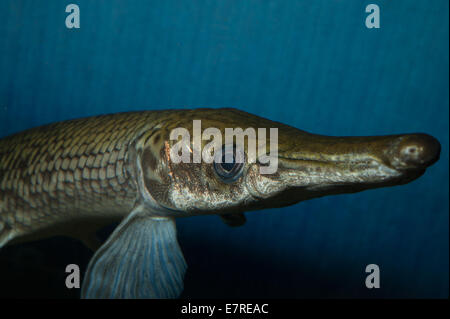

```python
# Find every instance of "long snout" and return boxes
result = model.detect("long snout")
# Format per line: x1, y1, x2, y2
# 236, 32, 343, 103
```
273, 132, 441, 200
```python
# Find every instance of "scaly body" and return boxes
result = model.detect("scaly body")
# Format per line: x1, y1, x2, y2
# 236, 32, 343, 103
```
0, 108, 441, 298
0, 110, 173, 247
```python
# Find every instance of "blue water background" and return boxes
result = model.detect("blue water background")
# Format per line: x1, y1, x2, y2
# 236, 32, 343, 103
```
0, 0, 448, 298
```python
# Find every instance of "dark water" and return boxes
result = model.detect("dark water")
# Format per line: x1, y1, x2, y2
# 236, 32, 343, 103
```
0, 0, 448, 298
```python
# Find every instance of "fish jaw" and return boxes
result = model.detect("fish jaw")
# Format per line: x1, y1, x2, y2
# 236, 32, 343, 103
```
244, 132, 441, 208
135, 108, 441, 215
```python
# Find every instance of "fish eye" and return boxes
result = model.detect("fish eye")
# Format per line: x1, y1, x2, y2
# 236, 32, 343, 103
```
213, 145, 245, 183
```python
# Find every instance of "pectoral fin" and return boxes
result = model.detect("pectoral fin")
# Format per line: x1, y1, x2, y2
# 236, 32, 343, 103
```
220, 213, 246, 227
81, 206, 187, 299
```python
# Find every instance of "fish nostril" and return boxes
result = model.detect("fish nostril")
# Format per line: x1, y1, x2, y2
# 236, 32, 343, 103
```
400, 145, 422, 163
397, 134, 441, 168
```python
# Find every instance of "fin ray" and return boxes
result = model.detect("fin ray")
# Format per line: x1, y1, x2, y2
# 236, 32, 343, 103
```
81, 206, 186, 299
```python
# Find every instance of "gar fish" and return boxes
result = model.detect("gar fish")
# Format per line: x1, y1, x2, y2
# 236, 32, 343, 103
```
0, 108, 441, 298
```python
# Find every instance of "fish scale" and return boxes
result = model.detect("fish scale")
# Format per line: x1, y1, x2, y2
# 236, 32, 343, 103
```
0, 111, 169, 246
0, 108, 441, 298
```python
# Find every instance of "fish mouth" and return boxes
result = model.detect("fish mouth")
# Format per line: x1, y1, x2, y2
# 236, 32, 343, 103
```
254, 133, 441, 204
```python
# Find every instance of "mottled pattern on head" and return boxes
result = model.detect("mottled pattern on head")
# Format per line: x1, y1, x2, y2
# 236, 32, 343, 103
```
135, 108, 285, 215
134, 108, 440, 216
0, 108, 440, 248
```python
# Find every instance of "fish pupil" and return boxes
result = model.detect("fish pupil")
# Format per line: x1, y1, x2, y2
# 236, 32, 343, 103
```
214, 145, 244, 182
221, 153, 236, 172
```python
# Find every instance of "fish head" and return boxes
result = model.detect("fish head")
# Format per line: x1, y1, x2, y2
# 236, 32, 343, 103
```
136, 108, 441, 216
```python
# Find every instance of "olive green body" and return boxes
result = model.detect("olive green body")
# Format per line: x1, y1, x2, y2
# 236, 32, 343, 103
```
0, 111, 164, 244
0, 108, 441, 248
